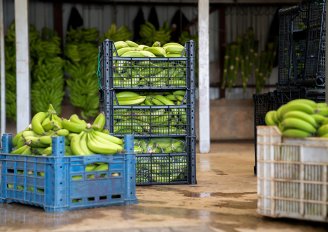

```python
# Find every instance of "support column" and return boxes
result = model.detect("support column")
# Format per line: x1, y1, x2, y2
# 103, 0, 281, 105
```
326, 1, 328, 103
0, 0, 5, 135
198, 0, 210, 153
15, 0, 30, 132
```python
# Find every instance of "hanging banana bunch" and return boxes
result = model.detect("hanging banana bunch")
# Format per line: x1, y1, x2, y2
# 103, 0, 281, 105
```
139, 21, 171, 46
101, 23, 133, 42
65, 27, 100, 120
31, 27, 65, 115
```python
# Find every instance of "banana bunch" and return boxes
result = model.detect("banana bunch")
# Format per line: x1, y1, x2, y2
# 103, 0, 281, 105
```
10, 105, 123, 156
139, 21, 171, 46
114, 90, 186, 106
113, 40, 185, 58
31, 28, 65, 115
64, 27, 100, 119
134, 138, 185, 154
101, 23, 133, 42
265, 99, 328, 138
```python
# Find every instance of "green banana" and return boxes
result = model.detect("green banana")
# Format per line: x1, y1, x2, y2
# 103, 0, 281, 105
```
11, 145, 30, 154
281, 118, 316, 134
164, 45, 184, 54
114, 41, 128, 50
87, 133, 120, 154
70, 114, 87, 127
154, 95, 175, 105
318, 124, 328, 136
165, 94, 177, 101
315, 107, 328, 116
282, 111, 317, 128
31, 112, 48, 135
91, 131, 123, 151
12, 130, 24, 147
42, 147, 52, 156
70, 133, 85, 155
41, 117, 54, 131
116, 91, 140, 98
56, 129, 70, 136
117, 47, 140, 56
79, 132, 93, 155
313, 114, 326, 125
91, 112, 106, 131
282, 129, 311, 138
62, 119, 87, 133
173, 90, 185, 96
94, 163, 109, 171
117, 96, 146, 105
277, 103, 315, 120
21, 146, 32, 155
145, 47, 166, 57
92, 130, 123, 145
287, 99, 317, 109
125, 40, 139, 47
40, 135, 52, 145
265, 110, 278, 126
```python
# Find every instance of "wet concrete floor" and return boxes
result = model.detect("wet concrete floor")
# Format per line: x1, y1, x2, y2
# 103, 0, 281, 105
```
0, 142, 327, 232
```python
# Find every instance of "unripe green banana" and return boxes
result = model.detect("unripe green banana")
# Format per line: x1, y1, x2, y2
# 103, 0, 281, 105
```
277, 103, 315, 120
125, 40, 139, 47
173, 90, 186, 96
151, 98, 164, 106
145, 47, 166, 57
94, 163, 109, 171
85, 164, 97, 172
79, 132, 93, 155
165, 94, 177, 101
92, 130, 123, 145
117, 96, 146, 105
40, 135, 52, 145
42, 117, 55, 131
22, 130, 38, 138
21, 146, 32, 155
315, 107, 328, 116
42, 147, 52, 156
281, 117, 316, 134
12, 131, 24, 147
70, 114, 87, 127
31, 112, 48, 135
70, 133, 84, 155
62, 119, 87, 133
87, 133, 120, 154
114, 41, 128, 50
51, 114, 63, 130
320, 133, 328, 138
91, 112, 106, 131
265, 110, 278, 126
318, 124, 328, 136
11, 144, 30, 154
282, 111, 317, 128
56, 129, 69, 136
282, 129, 311, 138
91, 131, 123, 151
312, 114, 326, 125
116, 91, 140, 98
316, 102, 327, 108
164, 45, 184, 54
154, 95, 175, 105
163, 42, 184, 48
287, 99, 317, 109
117, 47, 140, 56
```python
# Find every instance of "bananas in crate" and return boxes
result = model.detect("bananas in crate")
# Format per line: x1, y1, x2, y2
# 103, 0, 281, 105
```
113, 91, 187, 135
11, 104, 123, 157
134, 138, 185, 154
264, 99, 328, 138
113, 39, 185, 57
114, 91, 186, 106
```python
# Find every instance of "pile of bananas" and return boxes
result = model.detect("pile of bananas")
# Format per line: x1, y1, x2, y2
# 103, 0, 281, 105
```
265, 99, 328, 138
139, 21, 171, 46
64, 28, 100, 119
11, 104, 123, 156
114, 40, 185, 57
134, 138, 185, 154
114, 91, 186, 106
101, 23, 133, 42
31, 27, 65, 115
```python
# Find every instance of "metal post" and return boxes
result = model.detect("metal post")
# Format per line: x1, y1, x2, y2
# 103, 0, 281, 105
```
198, 0, 210, 153
0, 0, 6, 135
15, 0, 30, 132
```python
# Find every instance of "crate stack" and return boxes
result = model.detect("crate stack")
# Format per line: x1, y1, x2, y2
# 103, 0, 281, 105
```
98, 39, 196, 185
253, 0, 326, 175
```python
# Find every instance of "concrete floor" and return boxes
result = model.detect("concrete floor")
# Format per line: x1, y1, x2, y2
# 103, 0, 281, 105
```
0, 142, 327, 232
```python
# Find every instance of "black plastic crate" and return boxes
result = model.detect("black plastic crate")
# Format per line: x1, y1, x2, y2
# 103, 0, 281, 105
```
98, 40, 194, 90
278, 0, 326, 87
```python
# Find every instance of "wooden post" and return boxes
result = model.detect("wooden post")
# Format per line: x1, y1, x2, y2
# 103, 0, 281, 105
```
15, 0, 30, 132
198, 0, 210, 153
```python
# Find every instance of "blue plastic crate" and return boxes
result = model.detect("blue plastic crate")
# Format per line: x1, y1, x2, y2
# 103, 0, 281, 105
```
0, 134, 137, 212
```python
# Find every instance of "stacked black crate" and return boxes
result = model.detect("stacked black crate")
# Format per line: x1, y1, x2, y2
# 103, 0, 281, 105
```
98, 39, 196, 185
253, 0, 326, 175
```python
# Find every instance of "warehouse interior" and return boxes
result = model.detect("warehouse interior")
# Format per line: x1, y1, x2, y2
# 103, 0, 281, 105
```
0, 0, 328, 231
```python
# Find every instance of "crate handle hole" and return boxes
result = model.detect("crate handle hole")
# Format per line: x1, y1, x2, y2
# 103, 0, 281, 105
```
111, 172, 121, 177
37, 188, 44, 194
17, 170, 24, 175
99, 196, 107, 200
87, 174, 95, 179
111, 194, 121, 199
72, 175, 83, 181
100, 173, 108, 178
88, 197, 95, 202
28, 170, 34, 175
17, 185, 24, 191
37, 172, 45, 177
72, 198, 82, 203
7, 184, 14, 189
7, 169, 14, 174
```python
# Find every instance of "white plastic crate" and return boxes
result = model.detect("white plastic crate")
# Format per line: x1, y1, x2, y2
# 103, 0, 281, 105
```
257, 126, 328, 222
